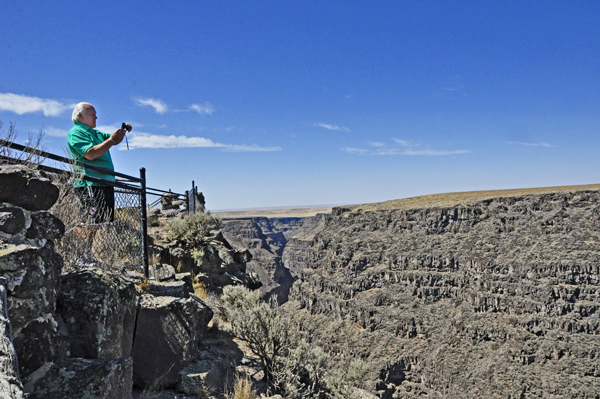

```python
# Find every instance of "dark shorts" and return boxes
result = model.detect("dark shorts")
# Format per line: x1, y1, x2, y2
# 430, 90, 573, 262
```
75, 186, 115, 223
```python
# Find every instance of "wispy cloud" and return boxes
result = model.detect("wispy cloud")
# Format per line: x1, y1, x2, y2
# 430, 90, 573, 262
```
316, 123, 350, 132
44, 126, 69, 137
189, 102, 216, 116
343, 139, 470, 156
123, 132, 281, 152
402, 149, 470, 156
507, 141, 554, 148
0, 93, 74, 116
392, 138, 417, 147
133, 97, 168, 114
342, 147, 370, 154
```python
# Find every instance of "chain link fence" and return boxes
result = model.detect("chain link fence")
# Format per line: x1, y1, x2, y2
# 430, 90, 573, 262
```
0, 139, 200, 277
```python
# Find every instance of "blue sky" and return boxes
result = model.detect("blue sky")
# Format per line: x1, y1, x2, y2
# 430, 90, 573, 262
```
1, 1, 599, 210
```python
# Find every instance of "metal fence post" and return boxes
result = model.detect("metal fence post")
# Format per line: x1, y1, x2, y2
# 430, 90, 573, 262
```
191, 180, 196, 214
140, 167, 149, 279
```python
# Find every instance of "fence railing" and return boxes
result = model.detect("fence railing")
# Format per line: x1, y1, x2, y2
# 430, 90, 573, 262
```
0, 139, 197, 279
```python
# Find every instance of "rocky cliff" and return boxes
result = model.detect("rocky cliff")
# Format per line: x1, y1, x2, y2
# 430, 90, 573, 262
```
221, 214, 329, 302
289, 186, 600, 398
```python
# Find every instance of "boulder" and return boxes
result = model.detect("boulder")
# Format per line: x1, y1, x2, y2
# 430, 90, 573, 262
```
146, 279, 190, 298
12, 318, 58, 379
25, 212, 65, 240
148, 263, 176, 281
131, 294, 213, 388
0, 206, 26, 235
0, 282, 26, 399
25, 357, 133, 399
0, 165, 59, 211
177, 359, 235, 396
57, 268, 139, 360
2, 242, 62, 378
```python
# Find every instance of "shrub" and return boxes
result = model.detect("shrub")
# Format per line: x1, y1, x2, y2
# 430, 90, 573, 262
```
273, 339, 331, 399
167, 212, 221, 249
218, 286, 295, 390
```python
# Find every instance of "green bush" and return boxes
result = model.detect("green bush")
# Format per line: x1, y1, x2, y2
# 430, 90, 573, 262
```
217, 286, 370, 398
219, 286, 295, 389
167, 212, 221, 248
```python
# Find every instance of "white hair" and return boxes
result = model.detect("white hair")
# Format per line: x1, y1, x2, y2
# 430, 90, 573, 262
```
72, 102, 93, 122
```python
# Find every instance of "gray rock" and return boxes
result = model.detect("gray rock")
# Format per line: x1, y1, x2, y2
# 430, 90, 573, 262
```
26, 357, 133, 399
12, 318, 57, 380
146, 279, 190, 298
0, 282, 25, 399
0, 165, 59, 211
3, 241, 61, 379
148, 263, 176, 281
0, 244, 40, 272
131, 294, 213, 388
57, 268, 139, 360
177, 359, 235, 396
0, 206, 26, 235
25, 211, 64, 240
175, 272, 194, 294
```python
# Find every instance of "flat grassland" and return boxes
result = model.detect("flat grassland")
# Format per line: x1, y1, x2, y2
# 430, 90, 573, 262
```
213, 184, 600, 219
350, 184, 600, 213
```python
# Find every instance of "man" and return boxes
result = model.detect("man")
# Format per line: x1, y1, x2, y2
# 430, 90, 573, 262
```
67, 102, 131, 223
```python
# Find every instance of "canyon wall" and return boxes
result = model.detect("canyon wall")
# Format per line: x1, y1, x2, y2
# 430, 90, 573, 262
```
221, 214, 328, 302
289, 188, 600, 398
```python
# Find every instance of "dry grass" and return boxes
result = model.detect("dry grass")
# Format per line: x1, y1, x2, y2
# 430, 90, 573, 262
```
347, 184, 600, 213
139, 279, 151, 292
227, 375, 258, 399
193, 281, 208, 299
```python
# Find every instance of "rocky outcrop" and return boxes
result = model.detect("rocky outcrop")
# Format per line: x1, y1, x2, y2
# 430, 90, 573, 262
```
57, 269, 138, 360
0, 163, 242, 397
26, 357, 133, 399
290, 189, 600, 398
131, 294, 213, 388
0, 165, 65, 390
0, 281, 25, 398
221, 214, 328, 301
148, 219, 258, 294
0, 165, 59, 211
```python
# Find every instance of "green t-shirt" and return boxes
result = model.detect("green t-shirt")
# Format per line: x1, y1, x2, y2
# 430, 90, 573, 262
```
67, 122, 116, 187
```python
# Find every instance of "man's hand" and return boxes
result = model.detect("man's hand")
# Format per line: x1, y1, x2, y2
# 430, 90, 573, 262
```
111, 123, 131, 145
84, 123, 132, 160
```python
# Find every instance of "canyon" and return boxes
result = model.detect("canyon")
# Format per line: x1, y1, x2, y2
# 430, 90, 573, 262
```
221, 186, 600, 398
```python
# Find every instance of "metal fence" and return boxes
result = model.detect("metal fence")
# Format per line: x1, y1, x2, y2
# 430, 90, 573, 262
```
0, 139, 197, 278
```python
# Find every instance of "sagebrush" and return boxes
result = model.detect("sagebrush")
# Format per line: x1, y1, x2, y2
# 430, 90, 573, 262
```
167, 212, 222, 248
216, 286, 370, 398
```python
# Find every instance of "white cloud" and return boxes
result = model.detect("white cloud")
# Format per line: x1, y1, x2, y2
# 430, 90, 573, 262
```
122, 132, 281, 152
133, 97, 168, 114
316, 123, 350, 132
44, 126, 69, 137
507, 141, 554, 148
0, 93, 74, 116
341, 147, 370, 154
401, 149, 470, 156
189, 102, 216, 116
392, 138, 417, 147
343, 139, 470, 156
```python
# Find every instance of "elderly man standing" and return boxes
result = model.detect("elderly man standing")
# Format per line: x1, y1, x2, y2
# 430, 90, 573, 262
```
67, 102, 131, 223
